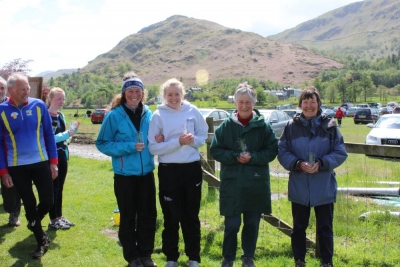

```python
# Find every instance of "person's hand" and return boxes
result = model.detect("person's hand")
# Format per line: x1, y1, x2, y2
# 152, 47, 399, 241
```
300, 161, 320, 173
179, 133, 194, 146
155, 133, 164, 143
1, 174, 14, 188
135, 142, 145, 152
68, 129, 75, 136
237, 152, 251, 164
50, 164, 58, 180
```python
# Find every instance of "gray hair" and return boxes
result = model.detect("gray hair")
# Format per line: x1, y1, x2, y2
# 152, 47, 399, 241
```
233, 82, 257, 104
7, 73, 29, 89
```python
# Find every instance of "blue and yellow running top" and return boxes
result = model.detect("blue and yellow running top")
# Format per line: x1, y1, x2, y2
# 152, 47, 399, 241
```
0, 97, 58, 176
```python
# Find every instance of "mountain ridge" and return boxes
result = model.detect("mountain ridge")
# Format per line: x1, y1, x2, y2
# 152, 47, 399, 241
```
79, 15, 342, 87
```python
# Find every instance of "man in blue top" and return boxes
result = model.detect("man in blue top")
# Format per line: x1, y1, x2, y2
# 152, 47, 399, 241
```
0, 76, 22, 227
0, 73, 58, 259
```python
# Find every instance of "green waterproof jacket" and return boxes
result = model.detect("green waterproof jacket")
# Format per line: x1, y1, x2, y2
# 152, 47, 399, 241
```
210, 109, 278, 216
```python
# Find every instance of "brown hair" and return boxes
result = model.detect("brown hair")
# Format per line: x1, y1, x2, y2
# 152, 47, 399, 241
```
108, 71, 147, 110
298, 86, 322, 109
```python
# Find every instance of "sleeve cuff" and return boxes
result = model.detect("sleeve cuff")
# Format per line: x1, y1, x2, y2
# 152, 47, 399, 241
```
49, 158, 58, 165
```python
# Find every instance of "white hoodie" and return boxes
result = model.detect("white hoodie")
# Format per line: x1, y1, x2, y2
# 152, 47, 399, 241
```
148, 101, 208, 163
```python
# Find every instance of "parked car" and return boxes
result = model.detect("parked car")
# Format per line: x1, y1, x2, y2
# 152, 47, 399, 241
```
226, 109, 236, 115
365, 114, 400, 145
282, 109, 301, 118
392, 106, 400, 114
198, 108, 230, 121
368, 102, 382, 109
90, 108, 107, 124
356, 104, 370, 108
259, 109, 291, 138
379, 106, 393, 115
346, 107, 359, 117
387, 102, 398, 108
353, 108, 379, 124
341, 103, 353, 110
322, 108, 335, 118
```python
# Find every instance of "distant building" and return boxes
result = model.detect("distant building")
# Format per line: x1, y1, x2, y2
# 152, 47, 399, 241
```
184, 87, 202, 102
264, 87, 302, 100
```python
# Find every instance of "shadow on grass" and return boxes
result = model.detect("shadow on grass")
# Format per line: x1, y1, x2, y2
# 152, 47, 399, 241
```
8, 235, 42, 267
0, 224, 18, 245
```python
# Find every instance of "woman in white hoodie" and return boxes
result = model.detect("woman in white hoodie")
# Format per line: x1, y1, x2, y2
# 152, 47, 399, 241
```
148, 78, 208, 267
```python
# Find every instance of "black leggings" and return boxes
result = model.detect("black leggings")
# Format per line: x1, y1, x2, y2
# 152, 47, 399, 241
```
9, 161, 53, 245
49, 150, 68, 220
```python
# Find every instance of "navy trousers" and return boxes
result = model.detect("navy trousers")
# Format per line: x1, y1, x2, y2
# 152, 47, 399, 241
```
222, 211, 262, 262
291, 202, 334, 264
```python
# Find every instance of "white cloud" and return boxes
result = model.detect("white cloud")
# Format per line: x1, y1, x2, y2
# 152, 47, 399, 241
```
0, 0, 360, 76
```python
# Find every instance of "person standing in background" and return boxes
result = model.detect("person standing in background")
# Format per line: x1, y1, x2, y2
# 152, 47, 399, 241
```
210, 82, 278, 267
96, 72, 157, 267
46, 87, 80, 230
335, 107, 345, 127
41, 85, 50, 102
278, 86, 347, 267
0, 76, 21, 227
148, 78, 208, 267
0, 73, 58, 259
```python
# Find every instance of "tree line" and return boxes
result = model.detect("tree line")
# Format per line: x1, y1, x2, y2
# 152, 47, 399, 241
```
2, 51, 400, 107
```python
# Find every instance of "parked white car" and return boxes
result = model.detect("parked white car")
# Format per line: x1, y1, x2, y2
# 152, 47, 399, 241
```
365, 114, 400, 145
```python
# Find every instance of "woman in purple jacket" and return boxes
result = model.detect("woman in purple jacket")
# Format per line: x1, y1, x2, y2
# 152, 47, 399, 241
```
278, 86, 347, 267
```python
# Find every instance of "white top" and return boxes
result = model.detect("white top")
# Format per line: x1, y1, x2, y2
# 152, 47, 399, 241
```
148, 101, 208, 163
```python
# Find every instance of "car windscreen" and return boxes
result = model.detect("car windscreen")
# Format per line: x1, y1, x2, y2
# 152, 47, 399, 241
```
356, 110, 371, 115
375, 117, 400, 129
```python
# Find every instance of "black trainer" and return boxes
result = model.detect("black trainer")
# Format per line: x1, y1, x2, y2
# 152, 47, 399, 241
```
32, 244, 48, 259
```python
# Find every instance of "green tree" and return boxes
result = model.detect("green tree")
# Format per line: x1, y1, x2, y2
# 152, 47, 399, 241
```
359, 72, 374, 102
335, 77, 347, 103
255, 87, 266, 105
265, 93, 279, 107
325, 83, 337, 103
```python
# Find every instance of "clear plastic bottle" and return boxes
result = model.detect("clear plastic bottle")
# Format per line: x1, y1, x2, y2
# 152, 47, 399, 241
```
66, 121, 80, 145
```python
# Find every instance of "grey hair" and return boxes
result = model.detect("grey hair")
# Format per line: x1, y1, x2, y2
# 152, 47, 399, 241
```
7, 73, 29, 88
233, 82, 257, 104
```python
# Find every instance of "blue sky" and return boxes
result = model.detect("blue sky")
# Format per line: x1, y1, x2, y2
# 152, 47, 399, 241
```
1, 0, 360, 75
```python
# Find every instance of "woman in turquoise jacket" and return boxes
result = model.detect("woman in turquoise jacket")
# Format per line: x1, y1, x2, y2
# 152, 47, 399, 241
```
96, 72, 157, 267
210, 82, 278, 267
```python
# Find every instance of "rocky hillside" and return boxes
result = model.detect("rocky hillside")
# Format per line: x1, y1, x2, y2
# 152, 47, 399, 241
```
268, 0, 400, 59
81, 15, 343, 87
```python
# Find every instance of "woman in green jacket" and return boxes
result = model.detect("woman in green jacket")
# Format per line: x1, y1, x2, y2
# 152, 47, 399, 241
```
210, 82, 278, 267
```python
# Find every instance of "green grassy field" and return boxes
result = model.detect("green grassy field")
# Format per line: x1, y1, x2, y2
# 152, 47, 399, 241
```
1, 111, 400, 266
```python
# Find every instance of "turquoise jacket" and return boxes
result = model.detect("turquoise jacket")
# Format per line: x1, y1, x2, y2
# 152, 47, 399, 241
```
96, 105, 155, 176
210, 109, 278, 216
